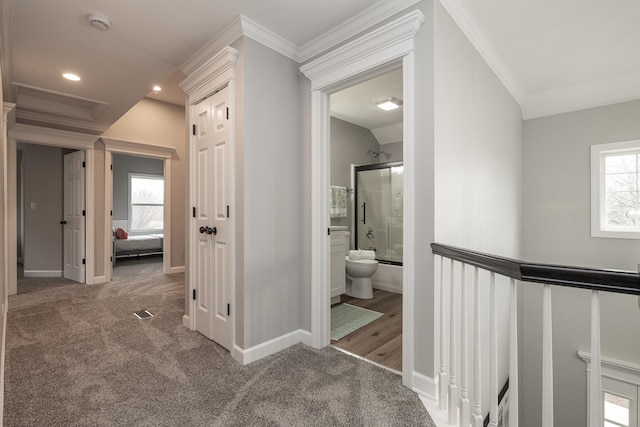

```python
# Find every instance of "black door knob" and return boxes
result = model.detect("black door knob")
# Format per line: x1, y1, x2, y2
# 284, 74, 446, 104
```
60, 220, 67, 225
199, 226, 206, 234
206, 226, 217, 235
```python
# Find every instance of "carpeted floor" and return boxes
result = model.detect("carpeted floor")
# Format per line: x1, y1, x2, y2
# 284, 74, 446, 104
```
4, 257, 434, 426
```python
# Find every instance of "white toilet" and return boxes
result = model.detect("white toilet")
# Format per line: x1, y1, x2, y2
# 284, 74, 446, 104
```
344, 232, 379, 299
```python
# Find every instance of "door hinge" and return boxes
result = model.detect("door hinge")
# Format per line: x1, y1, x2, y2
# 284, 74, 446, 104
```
227, 303, 230, 316
328, 228, 330, 236
192, 124, 196, 135
82, 161, 86, 168
82, 258, 86, 265
226, 205, 230, 218
226, 107, 229, 120
193, 289, 196, 300
110, 210, 113, 216
110, 164, 113, 170
82, 210, 86, 216
110, 256, 113, 262
192, 207, 196, 218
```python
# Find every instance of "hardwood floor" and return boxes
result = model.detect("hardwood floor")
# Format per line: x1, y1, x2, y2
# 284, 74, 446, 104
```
331, 289, 402, 372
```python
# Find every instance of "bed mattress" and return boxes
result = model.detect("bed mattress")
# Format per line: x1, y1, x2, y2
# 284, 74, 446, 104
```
115, 234, 163, 253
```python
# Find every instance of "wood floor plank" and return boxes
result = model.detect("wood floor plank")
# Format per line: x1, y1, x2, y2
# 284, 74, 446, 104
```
332, 289, 402, 371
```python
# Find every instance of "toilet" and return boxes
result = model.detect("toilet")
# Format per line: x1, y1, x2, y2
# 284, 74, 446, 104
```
344, 232, 379, 299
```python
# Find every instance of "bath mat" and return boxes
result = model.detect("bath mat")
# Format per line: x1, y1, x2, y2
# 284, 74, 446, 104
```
331, 303, 383, 341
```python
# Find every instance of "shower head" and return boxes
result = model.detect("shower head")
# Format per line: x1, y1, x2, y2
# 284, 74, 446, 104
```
368, 150, 391, 162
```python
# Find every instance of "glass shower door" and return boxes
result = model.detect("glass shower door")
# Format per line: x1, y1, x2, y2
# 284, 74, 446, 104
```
355, 161, 403, 265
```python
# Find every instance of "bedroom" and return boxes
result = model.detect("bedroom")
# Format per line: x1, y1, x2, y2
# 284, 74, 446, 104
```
111, 153, 165, 268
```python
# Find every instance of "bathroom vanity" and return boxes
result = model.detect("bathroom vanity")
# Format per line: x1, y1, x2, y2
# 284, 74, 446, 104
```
330, 226, 347, 304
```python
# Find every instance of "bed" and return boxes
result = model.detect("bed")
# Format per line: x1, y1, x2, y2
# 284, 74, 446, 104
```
112, 220, 163, 265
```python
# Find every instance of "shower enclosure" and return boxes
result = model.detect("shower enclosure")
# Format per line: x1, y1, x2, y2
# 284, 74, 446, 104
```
354, 161, 403, 265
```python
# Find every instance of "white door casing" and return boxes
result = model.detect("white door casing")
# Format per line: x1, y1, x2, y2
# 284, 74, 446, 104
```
193, 86, 233, 350
63, 150, 86, 283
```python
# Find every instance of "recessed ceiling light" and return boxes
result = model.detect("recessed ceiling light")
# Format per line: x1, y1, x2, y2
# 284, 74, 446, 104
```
376, 97, 403, 111
153, 85, 162, 92
62, 73, 81, 81
87, 13, 112, 31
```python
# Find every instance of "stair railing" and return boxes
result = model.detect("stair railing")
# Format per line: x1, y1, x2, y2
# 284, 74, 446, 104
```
431, 243, 640, 427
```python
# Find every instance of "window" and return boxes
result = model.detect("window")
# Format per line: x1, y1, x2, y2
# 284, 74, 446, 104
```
591, 140, 640, 239
129, 173, 164, 232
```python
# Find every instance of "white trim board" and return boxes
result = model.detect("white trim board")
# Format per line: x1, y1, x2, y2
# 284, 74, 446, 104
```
300, 9, 424, 391
23, 270, 63, 278
579, 351, 640, 386
232, 330, 313, 365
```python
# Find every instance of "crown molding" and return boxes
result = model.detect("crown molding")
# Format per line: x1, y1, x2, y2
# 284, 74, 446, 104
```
180, 17, 243, 76
437, 0, 523, 106
180, 47, 239, 101
301, 10, 425, 91
15, 110, 107, 134
299, 0, 421, 63
240, 15, 300, 62
3, 102, 15, 121
9, 123, 99, 150
101, 137, 175, 159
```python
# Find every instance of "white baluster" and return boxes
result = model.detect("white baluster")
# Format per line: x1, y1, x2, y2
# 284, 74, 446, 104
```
449, 259, 458, 424
489, 272, 498, 427
509, 279, 519, 427
472, 267, 483, 427
590, 291, 602, 427
460, 263, 470, 427
439, 256, 448, 410
542, 285, 554, 427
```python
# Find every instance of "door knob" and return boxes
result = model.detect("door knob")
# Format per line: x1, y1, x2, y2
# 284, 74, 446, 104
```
60, 220, 67, 225
199, 226, 206, 234
206, 226, 217, 235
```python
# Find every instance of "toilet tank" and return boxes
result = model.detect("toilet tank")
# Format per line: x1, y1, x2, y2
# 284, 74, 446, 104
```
345, 231, 351, 255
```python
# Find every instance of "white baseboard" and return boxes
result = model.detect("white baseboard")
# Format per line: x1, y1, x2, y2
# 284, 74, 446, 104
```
412, 370, 438, 402
92, 275, 108, 285
182, 315, 191, 329
169, 266, 185, 274
23, 270, 62, 278
372, 281, 403, 294
232, 329, 311, 365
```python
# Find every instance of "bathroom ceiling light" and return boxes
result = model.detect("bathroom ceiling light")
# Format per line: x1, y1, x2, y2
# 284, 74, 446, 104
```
62, 73, 81, 81
152, 85, 162, 92
376, 97, 403, 111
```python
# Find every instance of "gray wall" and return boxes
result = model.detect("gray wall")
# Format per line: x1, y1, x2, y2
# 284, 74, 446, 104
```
241, 37, 306, 348
16, 149, 23, 261
522, 99, 640, 427
22, 144, 64, 273
383, 141, 403, 162
112, 154, 164, 224
432, 2, 524, 412
330, 116, 381, 229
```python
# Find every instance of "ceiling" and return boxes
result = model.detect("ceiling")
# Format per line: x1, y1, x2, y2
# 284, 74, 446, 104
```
3, 0, 640, 134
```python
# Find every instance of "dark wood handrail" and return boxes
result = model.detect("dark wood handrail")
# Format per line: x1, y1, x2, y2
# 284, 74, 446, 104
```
431, 243, 640, 296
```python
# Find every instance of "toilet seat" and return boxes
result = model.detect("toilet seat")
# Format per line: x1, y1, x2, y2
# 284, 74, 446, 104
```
345, 257, 378, 266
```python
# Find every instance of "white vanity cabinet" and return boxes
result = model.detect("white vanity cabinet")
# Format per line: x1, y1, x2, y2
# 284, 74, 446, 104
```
330, 227, 347, 300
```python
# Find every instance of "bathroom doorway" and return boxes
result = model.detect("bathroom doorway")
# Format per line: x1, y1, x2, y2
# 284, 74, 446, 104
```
328, 68, 404, 373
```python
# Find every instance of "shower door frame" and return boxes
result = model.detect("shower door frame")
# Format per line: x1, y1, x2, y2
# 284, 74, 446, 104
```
354, 161, 404, 266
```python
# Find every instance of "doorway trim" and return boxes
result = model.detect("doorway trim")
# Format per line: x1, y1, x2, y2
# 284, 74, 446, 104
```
300, 9, 424, 388
7, 123, 99, 291
101, 137, 176, 281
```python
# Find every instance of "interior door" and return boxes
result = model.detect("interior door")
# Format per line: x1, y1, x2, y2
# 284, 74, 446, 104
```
63, 150, 86, 283
193, 85, 233, 351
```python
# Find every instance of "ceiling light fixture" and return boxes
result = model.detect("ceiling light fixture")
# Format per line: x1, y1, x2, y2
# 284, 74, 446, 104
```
62, 73, 81, 81
87, 12, 112, 31
153, 85, 162, 92
376, 97, 403, 111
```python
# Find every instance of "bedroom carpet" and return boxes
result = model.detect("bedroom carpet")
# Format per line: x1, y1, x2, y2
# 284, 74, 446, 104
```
5, 258, 434, 426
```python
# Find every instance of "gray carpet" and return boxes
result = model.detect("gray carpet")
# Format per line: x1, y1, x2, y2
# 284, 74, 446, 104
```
4, 257, 434, 426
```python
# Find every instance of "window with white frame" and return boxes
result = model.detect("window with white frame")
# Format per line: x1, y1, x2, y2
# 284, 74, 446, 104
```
129, 173, 164, 232
591, 140, 640, 239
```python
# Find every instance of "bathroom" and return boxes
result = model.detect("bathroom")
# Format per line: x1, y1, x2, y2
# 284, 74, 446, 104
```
328, 68, 403, 372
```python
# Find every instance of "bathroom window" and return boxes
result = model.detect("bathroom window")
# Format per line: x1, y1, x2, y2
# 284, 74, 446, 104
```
129, 173, 164, 232
591, 140, 640, 239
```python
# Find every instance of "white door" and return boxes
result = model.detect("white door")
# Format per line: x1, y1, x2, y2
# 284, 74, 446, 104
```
63, 150, 86, 283
193, 86, 233, 350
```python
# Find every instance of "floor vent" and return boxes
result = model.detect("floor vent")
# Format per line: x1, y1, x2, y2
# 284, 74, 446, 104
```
133, 309, 154, 319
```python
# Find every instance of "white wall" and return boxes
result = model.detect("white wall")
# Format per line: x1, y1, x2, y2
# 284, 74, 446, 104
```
522, 99, 640, 427
432, 0, 523, 411
22, 144, 64, 274
241, 37, 306, 348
